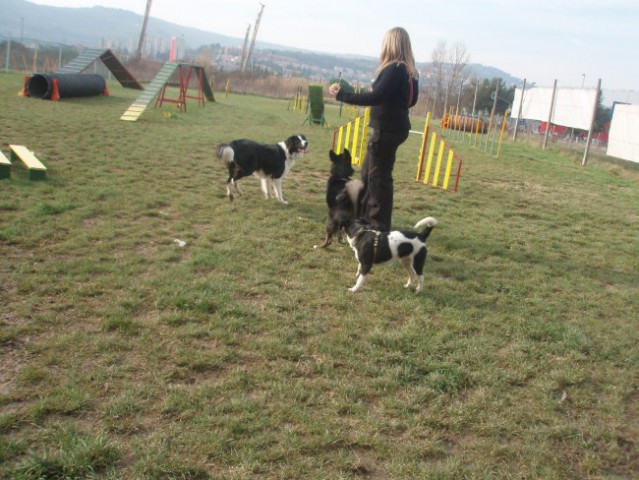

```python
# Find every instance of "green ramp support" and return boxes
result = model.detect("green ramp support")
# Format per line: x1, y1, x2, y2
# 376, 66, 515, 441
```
120, 62, 179, 121
196, 66, 215, 102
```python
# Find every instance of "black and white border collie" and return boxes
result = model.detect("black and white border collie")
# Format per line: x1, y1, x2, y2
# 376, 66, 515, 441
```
216, 134, 308, 204
343, 216, 438, 293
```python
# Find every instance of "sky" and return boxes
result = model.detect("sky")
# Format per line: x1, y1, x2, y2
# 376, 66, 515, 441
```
28, 0, 639, 91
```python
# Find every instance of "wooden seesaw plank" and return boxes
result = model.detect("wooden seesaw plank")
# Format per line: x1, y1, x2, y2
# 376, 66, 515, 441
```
9, 144, 47, 180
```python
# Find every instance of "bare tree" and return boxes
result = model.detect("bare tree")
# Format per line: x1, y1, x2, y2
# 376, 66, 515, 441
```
423, 40, 447, 117
423, 40, 470, 118
448, 42, 471, 114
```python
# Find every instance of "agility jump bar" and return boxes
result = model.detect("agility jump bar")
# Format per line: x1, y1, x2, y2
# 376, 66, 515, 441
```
416, 113, 462, 193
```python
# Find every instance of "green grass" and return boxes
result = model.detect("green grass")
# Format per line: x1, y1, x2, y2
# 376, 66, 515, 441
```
1, 71, 638, 479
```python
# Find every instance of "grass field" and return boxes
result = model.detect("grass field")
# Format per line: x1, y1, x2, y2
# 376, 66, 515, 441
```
1, 72, 638, 480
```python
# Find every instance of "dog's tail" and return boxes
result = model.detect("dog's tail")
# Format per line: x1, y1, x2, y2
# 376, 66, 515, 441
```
345, 179, 364, 217
216, 144, 234, 164
414, 216, 438, 241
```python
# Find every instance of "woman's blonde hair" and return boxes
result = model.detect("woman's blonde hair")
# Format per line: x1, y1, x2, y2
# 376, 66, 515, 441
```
376, 27, 419, 79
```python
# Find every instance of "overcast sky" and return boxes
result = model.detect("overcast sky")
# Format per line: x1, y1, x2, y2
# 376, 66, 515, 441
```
28, 0, 639, 91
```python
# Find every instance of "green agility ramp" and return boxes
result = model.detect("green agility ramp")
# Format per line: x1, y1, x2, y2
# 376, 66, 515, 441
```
120, 63, 214, 121
120, 62, 179, 121
58, 48, 142, 90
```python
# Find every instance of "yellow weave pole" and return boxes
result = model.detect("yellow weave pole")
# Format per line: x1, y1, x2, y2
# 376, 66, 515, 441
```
416, 112, 432, 180
336, 126, 344, 154
496, 109, 510, 159
355, 108, 370, 166
344, 123, 352, 155
442, 150, 455, 190
432, 139, 446, 187
423, 131, 437, 185
351, 115, 361, 160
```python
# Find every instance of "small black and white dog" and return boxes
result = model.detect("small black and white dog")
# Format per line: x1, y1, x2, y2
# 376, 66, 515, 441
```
216, 134, 308, 204
313, 148, 364, 249
343, 216, 438, 293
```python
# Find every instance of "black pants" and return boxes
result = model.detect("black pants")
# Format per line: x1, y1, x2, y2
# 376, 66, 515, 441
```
360, 129, 409, 231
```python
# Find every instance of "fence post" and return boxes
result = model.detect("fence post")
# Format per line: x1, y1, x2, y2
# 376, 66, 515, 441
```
542, 79, 558, 150
582, 79, 601, 166
512, 79, 526, 141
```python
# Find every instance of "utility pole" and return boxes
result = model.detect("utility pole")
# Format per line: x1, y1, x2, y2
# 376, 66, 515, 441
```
136, 0, 153, 61
239, 23, 251, 72
242, 3, 265, 72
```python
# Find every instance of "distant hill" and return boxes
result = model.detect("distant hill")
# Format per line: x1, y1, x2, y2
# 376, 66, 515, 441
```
0, 0, 285, 51
1, 0, 521, 85
468, 64, 521, 86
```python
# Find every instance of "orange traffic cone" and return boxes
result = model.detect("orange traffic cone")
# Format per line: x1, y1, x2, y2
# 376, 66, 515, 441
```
50, 77, 60, 101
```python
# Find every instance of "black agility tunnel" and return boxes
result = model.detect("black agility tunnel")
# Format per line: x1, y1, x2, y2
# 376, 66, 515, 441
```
27, 73, 106, 99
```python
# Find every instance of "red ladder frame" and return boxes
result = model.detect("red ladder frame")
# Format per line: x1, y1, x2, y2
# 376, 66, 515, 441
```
155, 64, 205, 112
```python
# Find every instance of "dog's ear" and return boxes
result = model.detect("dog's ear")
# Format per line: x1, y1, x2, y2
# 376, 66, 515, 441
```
329, 150, 339, 163
343, 148, 352, 162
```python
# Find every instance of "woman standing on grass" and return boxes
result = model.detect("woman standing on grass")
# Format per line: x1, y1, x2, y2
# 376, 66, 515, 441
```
329, 26, 419, 231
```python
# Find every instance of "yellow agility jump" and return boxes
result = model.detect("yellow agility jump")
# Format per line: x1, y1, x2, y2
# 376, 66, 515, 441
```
331, 107, 370, 166
416, 113, 462, 192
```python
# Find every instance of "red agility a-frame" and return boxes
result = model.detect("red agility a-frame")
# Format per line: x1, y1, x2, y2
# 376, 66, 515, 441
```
155, 63, 214, 111
120, 62, 214, 121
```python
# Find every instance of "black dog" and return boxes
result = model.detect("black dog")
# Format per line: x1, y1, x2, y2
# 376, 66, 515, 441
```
343, 216, 438, 293
216, 134, 308, 204
313, 149, 363, 249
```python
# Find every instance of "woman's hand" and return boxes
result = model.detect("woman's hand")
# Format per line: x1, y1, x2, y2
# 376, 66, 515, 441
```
329, 82, 341, 95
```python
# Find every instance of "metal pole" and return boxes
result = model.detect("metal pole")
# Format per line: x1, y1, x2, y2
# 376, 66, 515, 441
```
454, 81, 463, 140
484, 83, 499, 152
5, 34, 10, 72
442, 83, 450, 125
582, 78, 601, 166
512, 78, 526, 141
469, 82, 478, 146
542, 79, 558, 150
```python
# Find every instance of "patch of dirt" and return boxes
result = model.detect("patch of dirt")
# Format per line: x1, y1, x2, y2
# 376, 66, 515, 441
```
0, 339, 30, 397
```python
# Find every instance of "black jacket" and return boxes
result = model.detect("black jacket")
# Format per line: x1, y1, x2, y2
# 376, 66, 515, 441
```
336, 62, 418, 133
